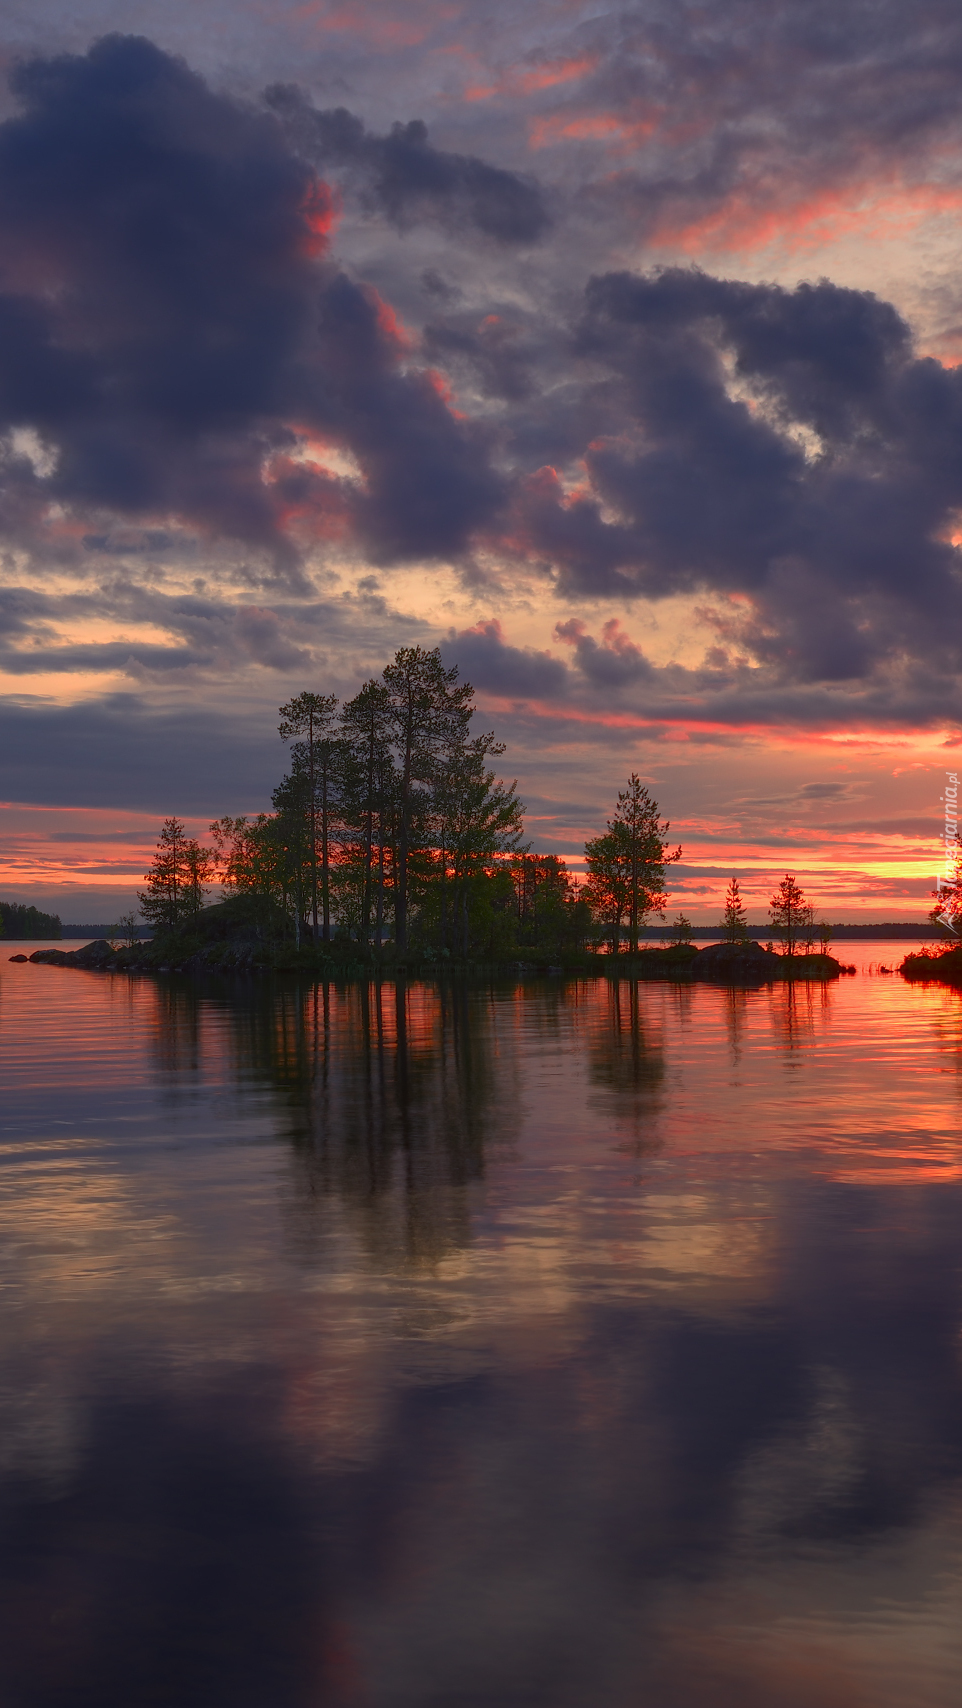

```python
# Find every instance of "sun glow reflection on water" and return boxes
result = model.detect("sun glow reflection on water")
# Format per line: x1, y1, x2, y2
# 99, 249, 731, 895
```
1, 943, 962, 1706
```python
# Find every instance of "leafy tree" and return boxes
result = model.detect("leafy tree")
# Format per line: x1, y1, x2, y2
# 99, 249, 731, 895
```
583, 776, 680, 953
210, 812, 297, 938
381, 646, 473, 951
139, 817, 213, 931
581, 826, 631, 953
817, 919, 834, 953
278, 692, 339, 942
721, 877, 748, 941
513, 855, 592, 955
768, 873, 813, 957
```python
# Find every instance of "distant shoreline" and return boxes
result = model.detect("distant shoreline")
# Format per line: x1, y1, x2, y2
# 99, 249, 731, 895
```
639, 923, 937, 941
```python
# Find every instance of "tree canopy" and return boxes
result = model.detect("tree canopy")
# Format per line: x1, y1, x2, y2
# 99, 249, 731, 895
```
137, 659, 686, 961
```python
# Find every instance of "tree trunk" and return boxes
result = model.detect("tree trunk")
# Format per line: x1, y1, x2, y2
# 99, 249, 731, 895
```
321, 757, 330, 942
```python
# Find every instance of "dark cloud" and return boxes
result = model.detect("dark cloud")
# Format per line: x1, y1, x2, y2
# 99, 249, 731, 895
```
3, 23, 962, 743
423, 310, 537, 402
554, 617, 654, 687
444, 611, 962, 741
508, 267, 962, 688
0, 35, 505, 571
0, 695, 282, 811
445, 618, 568, 699
265, 84, 549, 244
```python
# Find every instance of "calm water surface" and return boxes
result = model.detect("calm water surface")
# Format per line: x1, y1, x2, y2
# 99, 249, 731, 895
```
2, 944, 962, 1706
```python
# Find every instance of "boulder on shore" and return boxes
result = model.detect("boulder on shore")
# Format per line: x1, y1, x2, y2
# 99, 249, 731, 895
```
29, 939, 117, 969
690, 941, 782, 983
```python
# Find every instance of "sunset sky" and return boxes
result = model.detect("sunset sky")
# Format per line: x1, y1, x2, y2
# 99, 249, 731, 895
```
2, 0, 961, 921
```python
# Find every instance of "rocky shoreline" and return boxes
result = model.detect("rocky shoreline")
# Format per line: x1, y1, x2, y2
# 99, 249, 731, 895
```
10, 928, 848, 983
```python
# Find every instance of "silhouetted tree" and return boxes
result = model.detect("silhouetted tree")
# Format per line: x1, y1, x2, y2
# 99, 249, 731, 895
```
278, 692, 339, 942
768, 873, 813, 957
340, 680, 395, 947
669, 912, 694, 945
139, 818, 213, 931
381, 647, 473, 952
721, 876, 748, 941
583, 776, 680, 953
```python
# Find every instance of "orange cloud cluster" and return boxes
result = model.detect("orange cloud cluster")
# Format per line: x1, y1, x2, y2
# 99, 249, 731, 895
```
650, 175, 962, 257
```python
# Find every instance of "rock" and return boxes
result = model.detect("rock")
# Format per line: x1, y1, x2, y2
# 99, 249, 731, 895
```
28, 948, 75, 965
8, 953, 28, 962
72, 939, 117, 968
690, 940, 782, 983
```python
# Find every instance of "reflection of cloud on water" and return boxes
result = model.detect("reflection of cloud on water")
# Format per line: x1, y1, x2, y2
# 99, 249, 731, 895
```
6, 971, 962, 1701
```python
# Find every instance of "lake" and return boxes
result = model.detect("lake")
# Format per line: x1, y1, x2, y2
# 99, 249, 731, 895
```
2, 942, 961, 1707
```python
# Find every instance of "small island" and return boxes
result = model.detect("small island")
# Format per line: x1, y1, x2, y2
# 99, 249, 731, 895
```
6, 651, 868, 985
900, 943, 962, 983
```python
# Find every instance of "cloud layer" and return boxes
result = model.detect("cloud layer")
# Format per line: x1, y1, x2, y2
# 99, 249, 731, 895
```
0, 11, 960, 911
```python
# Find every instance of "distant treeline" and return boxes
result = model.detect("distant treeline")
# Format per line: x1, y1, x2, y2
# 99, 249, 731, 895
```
639, 923, 934, 941
0, 902, 62, 939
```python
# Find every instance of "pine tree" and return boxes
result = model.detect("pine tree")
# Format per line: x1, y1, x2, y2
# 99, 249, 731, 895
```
278, 692, 339, 942
340, 680, 395, 948
670, 913, 694, 945
381, 647, 473, 951
138, 818, 213, 932
721, 876, 748, 941
768, 873, 812, 957
583, 776, 680, 953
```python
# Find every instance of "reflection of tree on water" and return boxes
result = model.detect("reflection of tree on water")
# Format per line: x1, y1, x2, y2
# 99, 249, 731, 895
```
150, 977, 520, 1269
724, 986, 750, 1063
149, 979, 204, 1078
586, 979, 665, 1150
768, 979, 833, 1063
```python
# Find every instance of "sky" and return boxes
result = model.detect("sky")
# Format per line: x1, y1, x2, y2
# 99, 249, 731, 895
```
2, 0, 962, 922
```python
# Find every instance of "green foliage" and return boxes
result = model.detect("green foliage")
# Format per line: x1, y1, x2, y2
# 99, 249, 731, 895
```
131, 658, 692, 968
138, 817, 214, 931
513, 854, 595, 957
278, 690, 340, 941
381, 645, 474, 951
583, 776, 680, 952
669, 912, 694, 945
